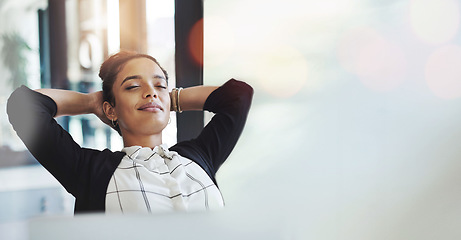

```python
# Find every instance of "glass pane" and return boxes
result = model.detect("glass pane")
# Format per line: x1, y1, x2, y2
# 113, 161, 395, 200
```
0, 1, 74, 236
204, 1, 461, 238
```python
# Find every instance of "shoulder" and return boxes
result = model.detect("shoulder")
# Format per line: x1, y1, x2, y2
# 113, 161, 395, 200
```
82, 147, 126, 163
170, 141, 214, 179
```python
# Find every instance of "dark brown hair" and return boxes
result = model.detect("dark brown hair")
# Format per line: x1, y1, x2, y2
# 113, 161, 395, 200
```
98, 51, 169, 135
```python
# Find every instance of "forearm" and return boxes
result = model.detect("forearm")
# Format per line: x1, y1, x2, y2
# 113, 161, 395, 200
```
174, 86, 218, 111
35, 89, 98, 117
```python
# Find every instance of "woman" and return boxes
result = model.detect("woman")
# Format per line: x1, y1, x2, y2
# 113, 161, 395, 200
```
7, 51, 253, 214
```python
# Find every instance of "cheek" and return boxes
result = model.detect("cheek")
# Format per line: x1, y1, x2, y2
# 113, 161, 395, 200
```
114, 104, 130, 127
166, 97, 171, 111
113, 95, 135, 120
160, 92, 171, 110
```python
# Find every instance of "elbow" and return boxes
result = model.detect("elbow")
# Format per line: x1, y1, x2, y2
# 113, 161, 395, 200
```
7, 86, 54, 133
228, 79, 254, 114
6, 87, 25, 123
229, 78, 254, 101
7, 87, 37, 134
240, 81, 254, 103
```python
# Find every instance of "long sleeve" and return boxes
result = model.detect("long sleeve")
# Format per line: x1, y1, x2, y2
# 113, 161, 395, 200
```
170, 79, 253, 182
7, 86, 124, 212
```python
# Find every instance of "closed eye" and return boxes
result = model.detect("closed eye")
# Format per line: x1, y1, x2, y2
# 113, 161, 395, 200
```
156, 85, 167, 89
125, 85, 139, 90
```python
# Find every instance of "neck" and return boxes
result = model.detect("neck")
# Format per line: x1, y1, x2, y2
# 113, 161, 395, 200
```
122, 132, 163, 149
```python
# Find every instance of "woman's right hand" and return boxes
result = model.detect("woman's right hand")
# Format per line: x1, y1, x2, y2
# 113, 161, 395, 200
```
89, 91, 111, 126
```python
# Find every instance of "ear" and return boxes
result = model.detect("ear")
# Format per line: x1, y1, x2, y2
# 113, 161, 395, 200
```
103, 101, 117, 121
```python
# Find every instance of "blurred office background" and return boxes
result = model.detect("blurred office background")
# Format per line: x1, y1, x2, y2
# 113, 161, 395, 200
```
1, 0, 461, 239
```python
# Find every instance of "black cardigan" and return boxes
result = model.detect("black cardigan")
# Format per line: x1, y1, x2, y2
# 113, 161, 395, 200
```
7, 79, 253, 213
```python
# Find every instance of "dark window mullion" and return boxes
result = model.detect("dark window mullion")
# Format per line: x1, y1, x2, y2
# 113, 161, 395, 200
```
174, 0, 204, 142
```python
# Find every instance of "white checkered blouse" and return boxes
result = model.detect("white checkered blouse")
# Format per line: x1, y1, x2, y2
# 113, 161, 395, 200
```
105, 144, 225, 213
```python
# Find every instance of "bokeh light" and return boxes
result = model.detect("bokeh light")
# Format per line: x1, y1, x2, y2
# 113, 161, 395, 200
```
188, 18, 204, 67
425, 45, 461, 99
203, 16, 235, 67
306, 0, 357, 19
249, 44, 309, 98
337, 27, 407, 91
409, 0, 460, 45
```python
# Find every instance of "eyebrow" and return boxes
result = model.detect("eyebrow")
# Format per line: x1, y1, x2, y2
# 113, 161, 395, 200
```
120, 74, 165, 86
120, 75, 141, 86
153, 74, 166, 81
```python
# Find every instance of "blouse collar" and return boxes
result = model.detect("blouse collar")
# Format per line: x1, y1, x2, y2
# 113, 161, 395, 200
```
122, 144, 173, 161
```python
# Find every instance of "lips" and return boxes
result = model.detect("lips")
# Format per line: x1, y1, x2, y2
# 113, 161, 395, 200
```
138, 102, 163, 112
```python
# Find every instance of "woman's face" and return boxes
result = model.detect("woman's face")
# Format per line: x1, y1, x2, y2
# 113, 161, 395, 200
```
108, 57, 170, 136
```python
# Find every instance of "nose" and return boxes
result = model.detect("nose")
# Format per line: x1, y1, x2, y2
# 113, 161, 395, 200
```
143, 86, 158, 99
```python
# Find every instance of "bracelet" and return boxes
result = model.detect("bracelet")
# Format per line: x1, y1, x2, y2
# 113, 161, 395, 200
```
176, 87, 182, 113
170, 87, 183, 113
